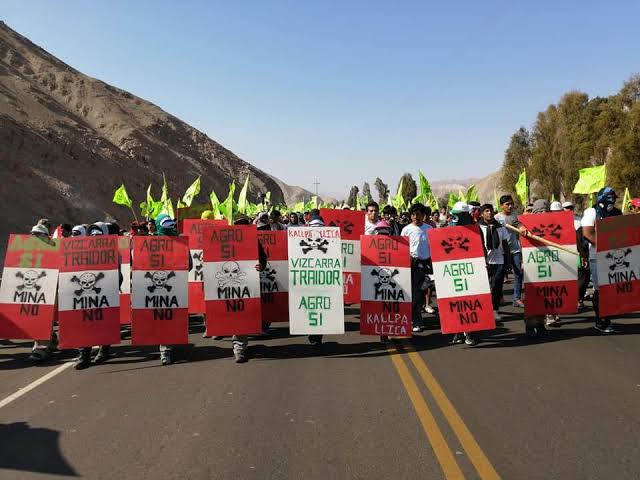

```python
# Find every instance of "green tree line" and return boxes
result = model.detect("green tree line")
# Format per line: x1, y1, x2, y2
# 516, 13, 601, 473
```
501, 75, 640, 209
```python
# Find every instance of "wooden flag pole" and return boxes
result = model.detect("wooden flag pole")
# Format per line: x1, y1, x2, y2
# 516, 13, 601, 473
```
505, 224, 578, 256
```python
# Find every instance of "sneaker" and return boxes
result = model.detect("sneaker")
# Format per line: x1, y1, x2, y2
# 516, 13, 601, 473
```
493, 311, 502, 321
450, 334, 464, 344
578, 300, 585, 309
545, 315, 557, 327
74, 352, 91, 370
202, 333, 211, 338
93, 346, 110, 364
308, 335, 323, 346
595, 322, 615, 334
412, 326, 423, 333
512, 299, 525, 308
29, 349, 49, 363
536, 324, 549, 336
234, 351, 248, 363
464, 334, 478, 346
525, 326, 538, 340
160, 352, 173, 365
424, 306, 435, 314
212, 336, 224, 340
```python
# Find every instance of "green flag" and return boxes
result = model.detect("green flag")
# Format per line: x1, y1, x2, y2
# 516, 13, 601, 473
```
417, 171, 432, 198
465, 184, 479, 203
515, 170, 528, 206
113, 183, 132, 208
293, 201, 304, 212
572, 165, 606, 194
237, 175, 250, 214
622, 187, 631, 213
392, 178, 405, 212
159, 173, 174, 218
447, 192, 459, 209
220, 182, 236, 225
181, 176, 201, 207
209, 190, 222, 219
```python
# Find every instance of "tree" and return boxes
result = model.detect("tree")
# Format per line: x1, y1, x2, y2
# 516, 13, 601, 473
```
374, 177, 389, 203
500, 127, 532, 208
397, 173, 417, 205
362, 182, 371, 201
346, 185, 359, 208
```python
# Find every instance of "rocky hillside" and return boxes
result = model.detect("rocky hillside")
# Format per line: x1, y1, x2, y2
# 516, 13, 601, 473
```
0, 21, 285, 252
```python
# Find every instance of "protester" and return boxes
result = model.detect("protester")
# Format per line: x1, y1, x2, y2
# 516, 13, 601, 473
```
223, 215, 267, 363
269, 210, 285, 231
288, 212, 300, 226
147, 219, 157, 235
373, 219, 394, 342
564, 201, 589, 307
307, 212, 326, 346
524, 203, 534, 214
495, 195, 524, 308
303, 211, 311, 225
59, 223, 72, 238
581, 187, 622, 333
430, 210, 441, 229
364, 201, 380, 235
255, 212, 270, 230
448, 201, 478, 346
382, 205, 401, 235
468, 201, 481, 223
401, 203, 432, 333
29, 222, 57, 363
478, 204, 509, 323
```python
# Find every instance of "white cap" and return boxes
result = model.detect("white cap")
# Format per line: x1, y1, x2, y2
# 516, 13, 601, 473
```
562, 201, 574, 209
451, 201, 469, 213
550, 201, 562, 212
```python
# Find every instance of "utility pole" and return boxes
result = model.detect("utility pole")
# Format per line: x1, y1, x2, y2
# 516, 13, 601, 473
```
313, 179, 320, 198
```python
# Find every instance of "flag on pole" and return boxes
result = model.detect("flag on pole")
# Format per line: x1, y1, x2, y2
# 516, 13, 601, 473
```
447, 192, 459, 209
622, 187, 631, 213
572, 165, 606, 194
219, 182, 236, 225
160, 174, 174, 218
515, 170, 528, 206
465, 184, 479, 203
237, 175, 249, 214
181, 176, 201, 207
113, 183, 132, 208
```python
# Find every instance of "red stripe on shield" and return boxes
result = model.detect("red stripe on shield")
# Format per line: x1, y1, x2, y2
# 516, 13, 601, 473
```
131, 308, 189, 345
437, 292, 495, 334
261, 291, 289, 324
206, 297, 262, 335
360, 300, 411, 337
344, 272, 361, 304
600, 280, 640, 317
429, 225, 484, 262
58, 308, 120, 349
524, 281, 578, 316
119, 293, 131, 325
0, 304, 56, 340
189, 282, 205, 314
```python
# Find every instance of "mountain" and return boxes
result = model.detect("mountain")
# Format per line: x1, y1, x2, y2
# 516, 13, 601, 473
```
0, 21, 285, 252
268, 175, 319, 205
431, 172, 501, 204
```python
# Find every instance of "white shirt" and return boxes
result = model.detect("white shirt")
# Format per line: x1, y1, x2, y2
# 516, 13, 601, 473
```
580, 208, 597, 259
478, 224, 509, 265
401, 223, 432, 260
364, 219, 378, 235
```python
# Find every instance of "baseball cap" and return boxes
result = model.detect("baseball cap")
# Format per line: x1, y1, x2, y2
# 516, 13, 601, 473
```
550, 201, 562, 212
562, 201, 574, 209
451, 201, 469, 214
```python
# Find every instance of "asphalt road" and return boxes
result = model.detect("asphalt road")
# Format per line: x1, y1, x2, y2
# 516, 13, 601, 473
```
2, 290, 640, 479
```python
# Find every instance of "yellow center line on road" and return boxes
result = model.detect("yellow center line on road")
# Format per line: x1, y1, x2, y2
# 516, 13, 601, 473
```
403, 341, 501, 480
387, 344, 465, 480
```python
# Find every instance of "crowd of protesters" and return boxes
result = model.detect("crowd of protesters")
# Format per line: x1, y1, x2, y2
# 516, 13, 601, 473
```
11, 187, 640, 368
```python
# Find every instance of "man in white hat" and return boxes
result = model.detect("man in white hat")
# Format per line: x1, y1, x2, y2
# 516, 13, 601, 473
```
550, 201, 563, 212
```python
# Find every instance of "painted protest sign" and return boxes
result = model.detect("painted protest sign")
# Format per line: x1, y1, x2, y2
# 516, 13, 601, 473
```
258, 231, 289, 324
360, 235, 412, 337
320, 209, 364, 304
429, 225, 495, 334
288, 227, 344, 334
519, 212, 578, 316
203, 225, 262, 335
119, 236, 131, 325
182, 219, 221, 314
0, 235, 59, 339
57, 236, 121, 348
131, 236, 190, 345
596, 213, 640, 317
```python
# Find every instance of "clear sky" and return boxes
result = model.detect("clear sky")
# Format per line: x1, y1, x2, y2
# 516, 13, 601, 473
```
4, 0, 640, 198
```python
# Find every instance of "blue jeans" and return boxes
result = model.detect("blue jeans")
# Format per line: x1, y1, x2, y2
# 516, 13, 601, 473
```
511, 252, 523, 301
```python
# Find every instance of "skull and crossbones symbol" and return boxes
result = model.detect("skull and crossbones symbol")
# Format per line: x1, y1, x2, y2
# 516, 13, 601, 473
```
606, 248, 632, 271
15, 270, 47, 291
71, 272, 105, 296
329, 220, 355, 235
300, 232, 329, 254
215, 261, 247, 288
371, 267, 400, 293
145, 271, 176, 293
260, 263, 277, 284
531, 224, 562, 239
441, 236, 470, 254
